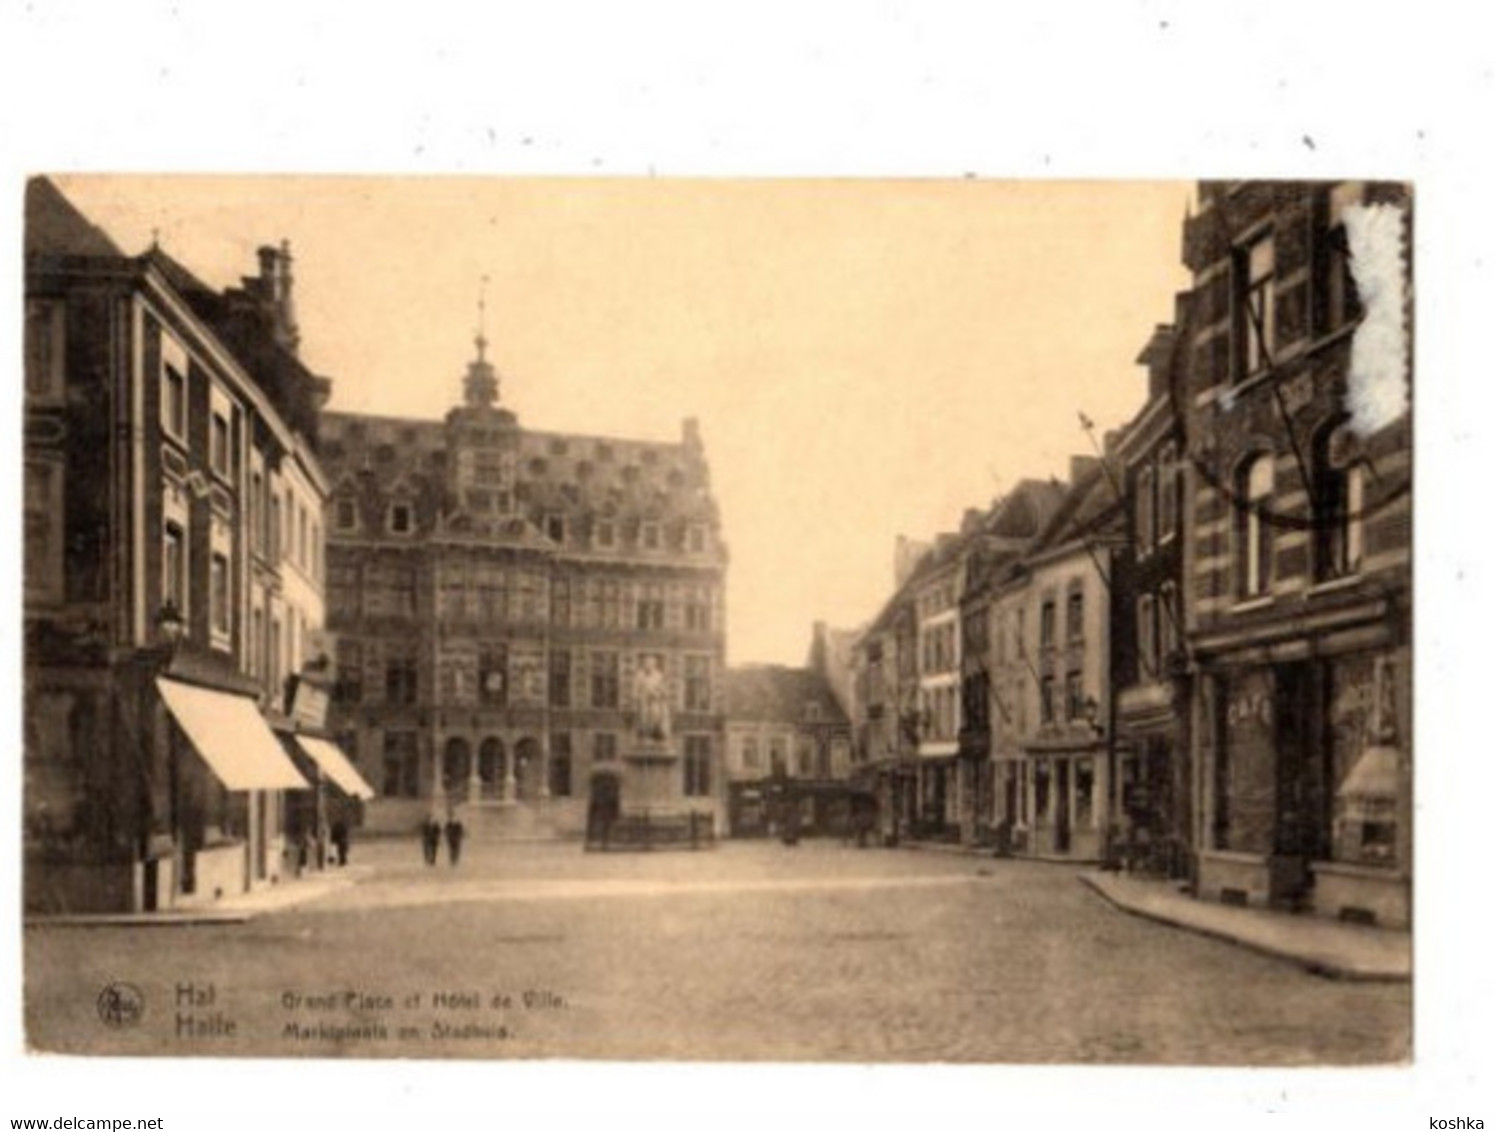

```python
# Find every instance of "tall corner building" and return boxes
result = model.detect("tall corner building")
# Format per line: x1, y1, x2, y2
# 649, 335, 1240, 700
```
320, 331, 729, 840
24, 177, 336, 913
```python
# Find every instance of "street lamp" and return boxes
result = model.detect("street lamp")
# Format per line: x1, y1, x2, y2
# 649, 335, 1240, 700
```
157, 600, 186, 648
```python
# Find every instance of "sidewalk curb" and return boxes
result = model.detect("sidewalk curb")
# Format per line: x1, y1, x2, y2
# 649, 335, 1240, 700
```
25, 870, 363, 929
1077, 873, 1410, 983
901, 841, 1096, 866
25, 911, 253, 928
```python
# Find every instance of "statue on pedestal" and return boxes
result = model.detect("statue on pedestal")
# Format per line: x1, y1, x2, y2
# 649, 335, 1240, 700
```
635, 655, 671, 743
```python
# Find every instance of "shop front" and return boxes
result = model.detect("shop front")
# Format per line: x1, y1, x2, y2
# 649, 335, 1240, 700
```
155, 677, 309, 907
1020, 740, 1108, 861
728, 781, 770, 837
1196, 645, 1410, 927
1114, 678, 1192, 878
912, 757, 960, 841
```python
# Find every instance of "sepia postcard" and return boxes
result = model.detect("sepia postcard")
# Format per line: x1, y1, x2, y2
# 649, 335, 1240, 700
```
20, 173, 1414, 1067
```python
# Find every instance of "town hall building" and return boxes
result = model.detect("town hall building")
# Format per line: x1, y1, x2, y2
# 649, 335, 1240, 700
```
319, 330, 728, 842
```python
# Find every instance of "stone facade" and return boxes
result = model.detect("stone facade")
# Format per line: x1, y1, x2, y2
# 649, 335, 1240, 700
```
320, 335, 728, 841
23, 178, 331, 913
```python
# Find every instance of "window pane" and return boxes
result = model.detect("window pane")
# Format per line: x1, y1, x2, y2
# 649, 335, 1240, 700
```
1248, 236, 1274, 281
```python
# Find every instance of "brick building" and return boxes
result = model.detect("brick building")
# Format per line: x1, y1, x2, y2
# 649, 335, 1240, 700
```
1109, 303, 1194, 876
319, 332, 728, 841
1179, 181, 1412, 925
23, 179, 336, 912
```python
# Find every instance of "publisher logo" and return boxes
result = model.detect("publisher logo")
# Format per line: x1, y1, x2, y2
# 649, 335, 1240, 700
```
97, 982, 145, 1029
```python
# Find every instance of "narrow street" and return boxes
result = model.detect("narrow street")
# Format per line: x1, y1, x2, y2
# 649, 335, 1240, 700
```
25, 840, 1410, 1064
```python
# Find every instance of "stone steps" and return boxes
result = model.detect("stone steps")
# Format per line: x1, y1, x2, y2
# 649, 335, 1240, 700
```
457, 801, 560, 842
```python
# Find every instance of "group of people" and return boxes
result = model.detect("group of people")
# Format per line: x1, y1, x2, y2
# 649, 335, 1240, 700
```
293, 818, 352, 874
422, 812, 465, 866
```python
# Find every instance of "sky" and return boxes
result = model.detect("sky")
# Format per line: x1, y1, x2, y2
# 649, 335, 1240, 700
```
53, 175, 1194, 665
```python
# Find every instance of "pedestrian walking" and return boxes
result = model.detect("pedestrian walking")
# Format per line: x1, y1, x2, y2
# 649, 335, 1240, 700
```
445, 814, 465, 866
421, 813, 441, 866
330, 818, 350, 867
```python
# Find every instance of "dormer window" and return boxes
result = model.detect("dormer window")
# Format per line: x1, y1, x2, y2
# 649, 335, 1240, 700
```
389, 503, 414, 535
547, 515, 566, 544
641, 522, 661, 551
334, 497, 358, 531
805, 701, 821, 722
688, 525, 706, 553
596, 520, 616, 549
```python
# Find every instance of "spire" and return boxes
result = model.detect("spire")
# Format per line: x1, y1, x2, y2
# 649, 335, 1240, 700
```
475, 274, 489, 363
462, 274, 499, 408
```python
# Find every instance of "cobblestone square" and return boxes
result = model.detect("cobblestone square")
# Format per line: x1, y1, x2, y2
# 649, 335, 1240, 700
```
25, 840, 1410, 1064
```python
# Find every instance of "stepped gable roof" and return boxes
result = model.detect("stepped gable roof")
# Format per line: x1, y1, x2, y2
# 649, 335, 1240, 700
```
25, 177, 124, 258
318, 410, 718, 527
725, 665, 849, 726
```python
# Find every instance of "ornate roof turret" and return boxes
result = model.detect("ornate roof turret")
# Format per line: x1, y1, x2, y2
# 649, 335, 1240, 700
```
463, 277, 500, 408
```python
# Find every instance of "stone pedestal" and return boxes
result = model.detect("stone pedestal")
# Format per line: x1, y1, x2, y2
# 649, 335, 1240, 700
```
620, 739, 684, 816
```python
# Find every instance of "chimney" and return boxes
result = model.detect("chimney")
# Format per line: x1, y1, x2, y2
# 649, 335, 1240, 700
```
1136, 323, 1176, 402
682, 416, 701, 449
276, 239, 300, 355
809, 620, 828, 674
252, 243, 300, 355
894, 535, 926, 588
257, 245, 277, 294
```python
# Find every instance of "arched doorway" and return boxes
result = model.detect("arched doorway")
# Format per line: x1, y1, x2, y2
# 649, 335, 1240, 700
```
478, 737, 505, 801
513, 737, 542, 802
442, 737, 472, 800
587, 769, 621, 846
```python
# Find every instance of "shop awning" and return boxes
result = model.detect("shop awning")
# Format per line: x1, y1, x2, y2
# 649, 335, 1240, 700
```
157, 678, 310, 792
296, 736, 375, 800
